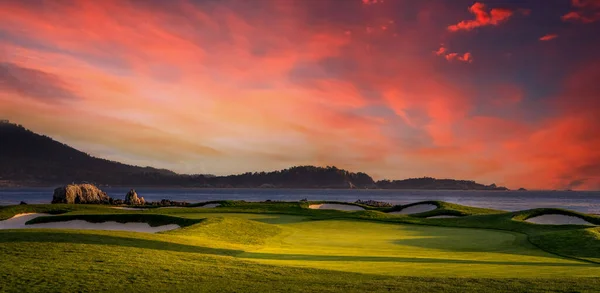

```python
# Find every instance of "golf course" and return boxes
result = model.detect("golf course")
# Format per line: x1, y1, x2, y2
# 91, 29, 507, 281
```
1, 200, 599, 292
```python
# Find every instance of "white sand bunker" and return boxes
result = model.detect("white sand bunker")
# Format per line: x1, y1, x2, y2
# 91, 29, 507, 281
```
525, 214, 597, 226
195, 203, 221, 208
0, 213, 179, 233
426, 215, 459, 219
112, 207, 149, 211
0, 213, 45, 229
309, 204, 364, 211
389, 204, 438, 215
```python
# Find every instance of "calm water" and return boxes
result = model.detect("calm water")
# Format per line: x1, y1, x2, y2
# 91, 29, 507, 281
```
1, 188, 599, 214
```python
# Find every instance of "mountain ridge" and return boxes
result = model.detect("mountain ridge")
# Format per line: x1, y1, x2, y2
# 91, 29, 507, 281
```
0, 122, 509, 190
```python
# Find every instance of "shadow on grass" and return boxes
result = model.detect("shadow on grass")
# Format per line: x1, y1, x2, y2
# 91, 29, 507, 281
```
0, 230, 242, 256
251, 215, 308, 225
237, 252, 596, 267
389, 226, 545, 255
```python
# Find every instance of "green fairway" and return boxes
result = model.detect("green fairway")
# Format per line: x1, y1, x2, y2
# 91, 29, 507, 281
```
1, 201, 599, 292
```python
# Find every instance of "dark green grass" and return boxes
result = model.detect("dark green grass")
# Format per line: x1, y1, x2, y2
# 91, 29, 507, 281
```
512, 208, 600, 225
25, 213, 203, 227
0, 204, 117, 221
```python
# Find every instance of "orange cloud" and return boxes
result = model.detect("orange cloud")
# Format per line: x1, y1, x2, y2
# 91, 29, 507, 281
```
448, 2, 516, 32
539, 34, 558, 41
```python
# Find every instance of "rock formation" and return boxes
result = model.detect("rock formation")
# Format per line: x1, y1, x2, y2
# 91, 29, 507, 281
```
52, 184, 110, 204
124, 189, 145, 205
150, 199, 188, 207
355, 199, 392, 207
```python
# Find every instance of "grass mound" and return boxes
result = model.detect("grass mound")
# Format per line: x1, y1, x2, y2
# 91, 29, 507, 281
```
529, 227, 600, 264
386, 201, 503, 217
168, 217, 282, 245
512, 208, 600, 226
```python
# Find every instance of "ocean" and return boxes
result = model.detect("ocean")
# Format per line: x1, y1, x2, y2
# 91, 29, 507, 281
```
1, 188, 600, 214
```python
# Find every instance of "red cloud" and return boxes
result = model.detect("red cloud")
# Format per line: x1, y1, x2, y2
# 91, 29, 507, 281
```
435, 46, 472, 63
563, 0, 600, 23
457, 52, 473, 63
445, 53, 458, 61
434, 45, 447, 56
539, 34, 558, 41
572, 0, 600, 8
448, 2, 517, 32
562, 11, 600, 23
362, 0, 382, 5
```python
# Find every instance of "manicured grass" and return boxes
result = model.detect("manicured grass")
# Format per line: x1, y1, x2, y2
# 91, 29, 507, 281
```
2, 230, 598, 293
1, 201, 599, 292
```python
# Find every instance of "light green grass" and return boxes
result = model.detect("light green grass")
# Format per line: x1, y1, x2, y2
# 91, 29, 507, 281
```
239, 219, 599, 277
1, 202, 599, 292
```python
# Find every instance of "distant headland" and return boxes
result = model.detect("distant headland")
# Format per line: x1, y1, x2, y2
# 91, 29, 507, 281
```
0, 122, 510, 190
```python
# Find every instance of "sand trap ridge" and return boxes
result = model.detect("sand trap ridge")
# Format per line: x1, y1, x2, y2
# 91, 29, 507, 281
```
389, 204, 437, 215
525, 214, 597, 226
0, 213, 179, 233
308, 204, 364, 211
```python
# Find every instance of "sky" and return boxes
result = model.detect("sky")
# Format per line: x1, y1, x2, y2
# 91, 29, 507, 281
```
1, 0, 600, 190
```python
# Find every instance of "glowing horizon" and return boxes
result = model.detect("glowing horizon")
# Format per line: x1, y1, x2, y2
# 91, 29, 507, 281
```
1, 0, 599, 190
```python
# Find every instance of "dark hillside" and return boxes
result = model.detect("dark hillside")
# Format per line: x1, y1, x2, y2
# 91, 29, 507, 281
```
0, 122, 189, 186
0, 122, 508, 190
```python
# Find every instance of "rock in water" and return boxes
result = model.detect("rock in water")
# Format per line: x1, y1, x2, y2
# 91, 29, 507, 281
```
125, 189, 145, 205
52, 184, 110, 204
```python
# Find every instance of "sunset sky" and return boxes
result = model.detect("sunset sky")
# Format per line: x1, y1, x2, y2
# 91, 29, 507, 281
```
1, 0, 600, 190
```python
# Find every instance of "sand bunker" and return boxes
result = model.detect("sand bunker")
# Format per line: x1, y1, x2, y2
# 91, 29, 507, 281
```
308, 204, 364, 211
0, 213, 179, 233
112, 207, 149, 211
525, 214, 597, 226
195, 203, 221, 208
426, 215, 459, 219
389, 204, 438, 215
0, 213, 46, 229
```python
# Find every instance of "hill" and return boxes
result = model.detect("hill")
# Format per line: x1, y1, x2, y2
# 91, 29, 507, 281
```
376, 177, 507, 190
0, 122, 199, 186
0, 122, 508, 190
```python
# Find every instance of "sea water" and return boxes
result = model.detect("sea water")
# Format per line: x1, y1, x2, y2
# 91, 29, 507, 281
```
1, 188, 599, 214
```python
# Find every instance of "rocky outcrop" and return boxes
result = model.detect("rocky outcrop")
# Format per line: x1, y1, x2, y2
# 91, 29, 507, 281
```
52, 184, 110, 204
148, 199, 188, 207
355, 199, 392, 207
124, 189, 145, 205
